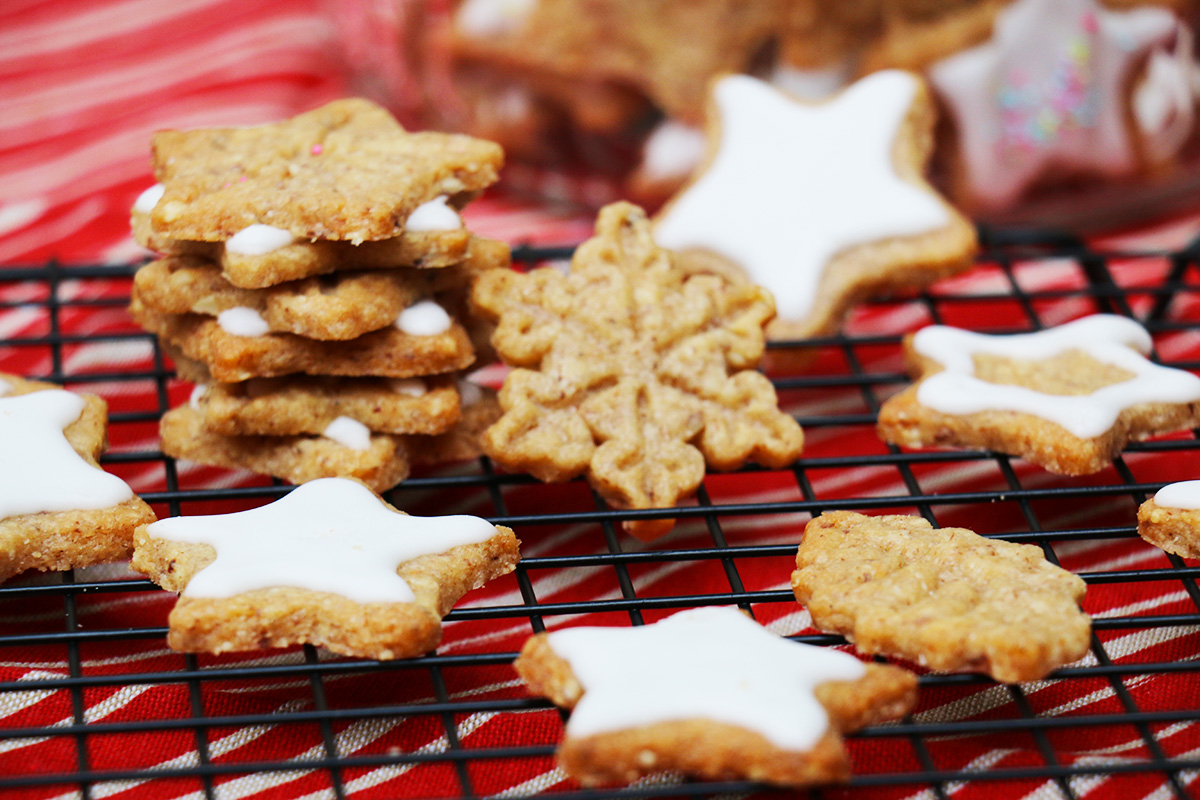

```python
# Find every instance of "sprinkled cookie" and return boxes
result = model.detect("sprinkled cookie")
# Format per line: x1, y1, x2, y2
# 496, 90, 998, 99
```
132, 478, 520, 659
793, 511, 1091, 683
653, 70, 977, 343
0, 373, 156, 583
877, 315, 1200, 475
147, 98, 503, 244
471, 202, 804, 541
514, 606, 917, 787
1138, 480, 1200, 558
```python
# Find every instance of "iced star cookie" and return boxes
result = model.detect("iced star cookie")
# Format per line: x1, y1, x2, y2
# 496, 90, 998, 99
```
132, 478, 519, 659
409, 381, 502, 465
793, 511, 1091, 683
1137, 480, 1200, 558
877, 315, 1200, 475
146, 98, 503, 244
653, 70, 977, 343
129, 296, 475, 383
194, 376, 462, 437
160, 404, 412, 492
471, 202, 804, 541
0, 374, 156, 583
514, 606, 918, 787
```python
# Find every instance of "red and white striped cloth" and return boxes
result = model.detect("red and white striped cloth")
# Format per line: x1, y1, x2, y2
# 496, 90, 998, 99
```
4, 2, 1200, 799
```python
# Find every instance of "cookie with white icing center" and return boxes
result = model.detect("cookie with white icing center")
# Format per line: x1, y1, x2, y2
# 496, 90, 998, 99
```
1138, 480, 1200, 558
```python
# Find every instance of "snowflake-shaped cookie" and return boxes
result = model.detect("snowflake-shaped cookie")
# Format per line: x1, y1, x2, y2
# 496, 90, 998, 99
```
878, 315, 1200, 474
132, 478, 520, 659
793, 511, 1091, 683
471, 202, 804, 540
150, 98, 504, 243
515, 606, 917, 787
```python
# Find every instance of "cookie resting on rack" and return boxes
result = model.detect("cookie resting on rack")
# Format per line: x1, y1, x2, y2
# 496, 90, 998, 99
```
147, 98, 503, 244
514, 606, 918, 787
652, 70, 976, 343
0, 373, 156, 583
470, 202, 804, 541
792, 511, 1091, 683
877, 315, 1200, 475
132, 478, 520, 659
1137, 480, 1200, 559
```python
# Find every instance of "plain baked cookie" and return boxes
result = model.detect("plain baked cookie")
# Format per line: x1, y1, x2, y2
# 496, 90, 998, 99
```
792, 511, 1091, 683
514, 607, 917, 787
877, 315, 1200, 475
0, 373, 156, 583
132, 478, 520, 659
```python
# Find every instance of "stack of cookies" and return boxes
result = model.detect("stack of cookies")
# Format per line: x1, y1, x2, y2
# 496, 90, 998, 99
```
129, 99, 507, 491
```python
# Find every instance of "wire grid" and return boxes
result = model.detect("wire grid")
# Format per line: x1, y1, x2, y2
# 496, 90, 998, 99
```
1, 228, 1200, 800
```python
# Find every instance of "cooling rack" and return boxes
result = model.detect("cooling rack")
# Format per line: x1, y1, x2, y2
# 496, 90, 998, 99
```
2, 227, 1200, 800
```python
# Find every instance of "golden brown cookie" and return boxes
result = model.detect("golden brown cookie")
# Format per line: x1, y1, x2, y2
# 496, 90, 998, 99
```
409, 384, 502, 465
132, 477, 520, 659
160, 404, 411, 492
148, 98, 503, 244
471, 202, 804, 541
0, 373, 157, 583
195, 376, 462, 437
793, 511, 1091, 683
877, 316, 1200, 475
514, 607, 917, 787
653, 70, 976, 343
130, 296, 476, 383
1137, 481, 1200, 558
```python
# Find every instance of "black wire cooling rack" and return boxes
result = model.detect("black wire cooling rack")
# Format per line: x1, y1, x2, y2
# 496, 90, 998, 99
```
2, 227, 1200, 800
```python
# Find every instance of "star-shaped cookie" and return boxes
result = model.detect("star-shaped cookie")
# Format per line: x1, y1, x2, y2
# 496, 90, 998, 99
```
928, 0, 1181, 210
149, 98, 504, 243
471, 202, 804, 541
653, 70, 976, 342
0, 374, 156, 583
132, 478, 520, 659
514, 606, 918, 787
1137, 480, 1200, 558
877, 315, 1200, 475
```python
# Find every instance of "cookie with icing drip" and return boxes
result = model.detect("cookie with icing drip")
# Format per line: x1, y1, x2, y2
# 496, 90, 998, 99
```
514, 606, 917, 787
878, 315, 1200, 475
132, 478, 520, 659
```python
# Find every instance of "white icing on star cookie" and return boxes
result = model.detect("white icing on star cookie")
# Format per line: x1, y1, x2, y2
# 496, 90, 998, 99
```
389, 378, 427, 398
929, 0, 1181, 209
653, 71, 950, 324
405, 196, 463, 233
0, 390, 134, 521
133, 184, 165, 214
458, 379, 483, 407
226, 224, 296, 256
913, 315, 1200, 439
217, 307, 270, 337
640, 121, 707, 181
322, 416, 372, 451
543, 606, 865, 751
143, 478, 499, 603
188, 384, 207, 411
0, 377, 11, 397
396, 300, 451, 336
1153, 480, 1200, 510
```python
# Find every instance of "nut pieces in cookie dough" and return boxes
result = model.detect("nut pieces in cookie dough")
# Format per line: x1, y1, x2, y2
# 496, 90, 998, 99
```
471, 201, 804, 541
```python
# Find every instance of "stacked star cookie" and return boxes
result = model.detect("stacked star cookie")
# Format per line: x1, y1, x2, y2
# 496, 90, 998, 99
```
129, 99, 507, 491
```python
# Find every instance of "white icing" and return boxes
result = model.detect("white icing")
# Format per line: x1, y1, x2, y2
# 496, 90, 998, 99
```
389, 378, 427, 398
929, 0, 1180, 209
544, 607, 865, 751
0, 377, 10, 397
133, 184, 165, 214
1154, 480, 1200, 510
653, 71, 950, 324
226, 224, 295, 256
455, 0, 537, 37
769, 62, 851, 101
913, 315, 1200, 439
322, 416, 372, 451
0, 390, 134, 521
144, 478, 499, 603
1133, 27, 1197, 162
189, 384, 207, 411
458, 379, 483, 407
640, 121, 706, 180
405, 196, 462, 233
217, 307, 270, 337
396, 300, 451, 336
